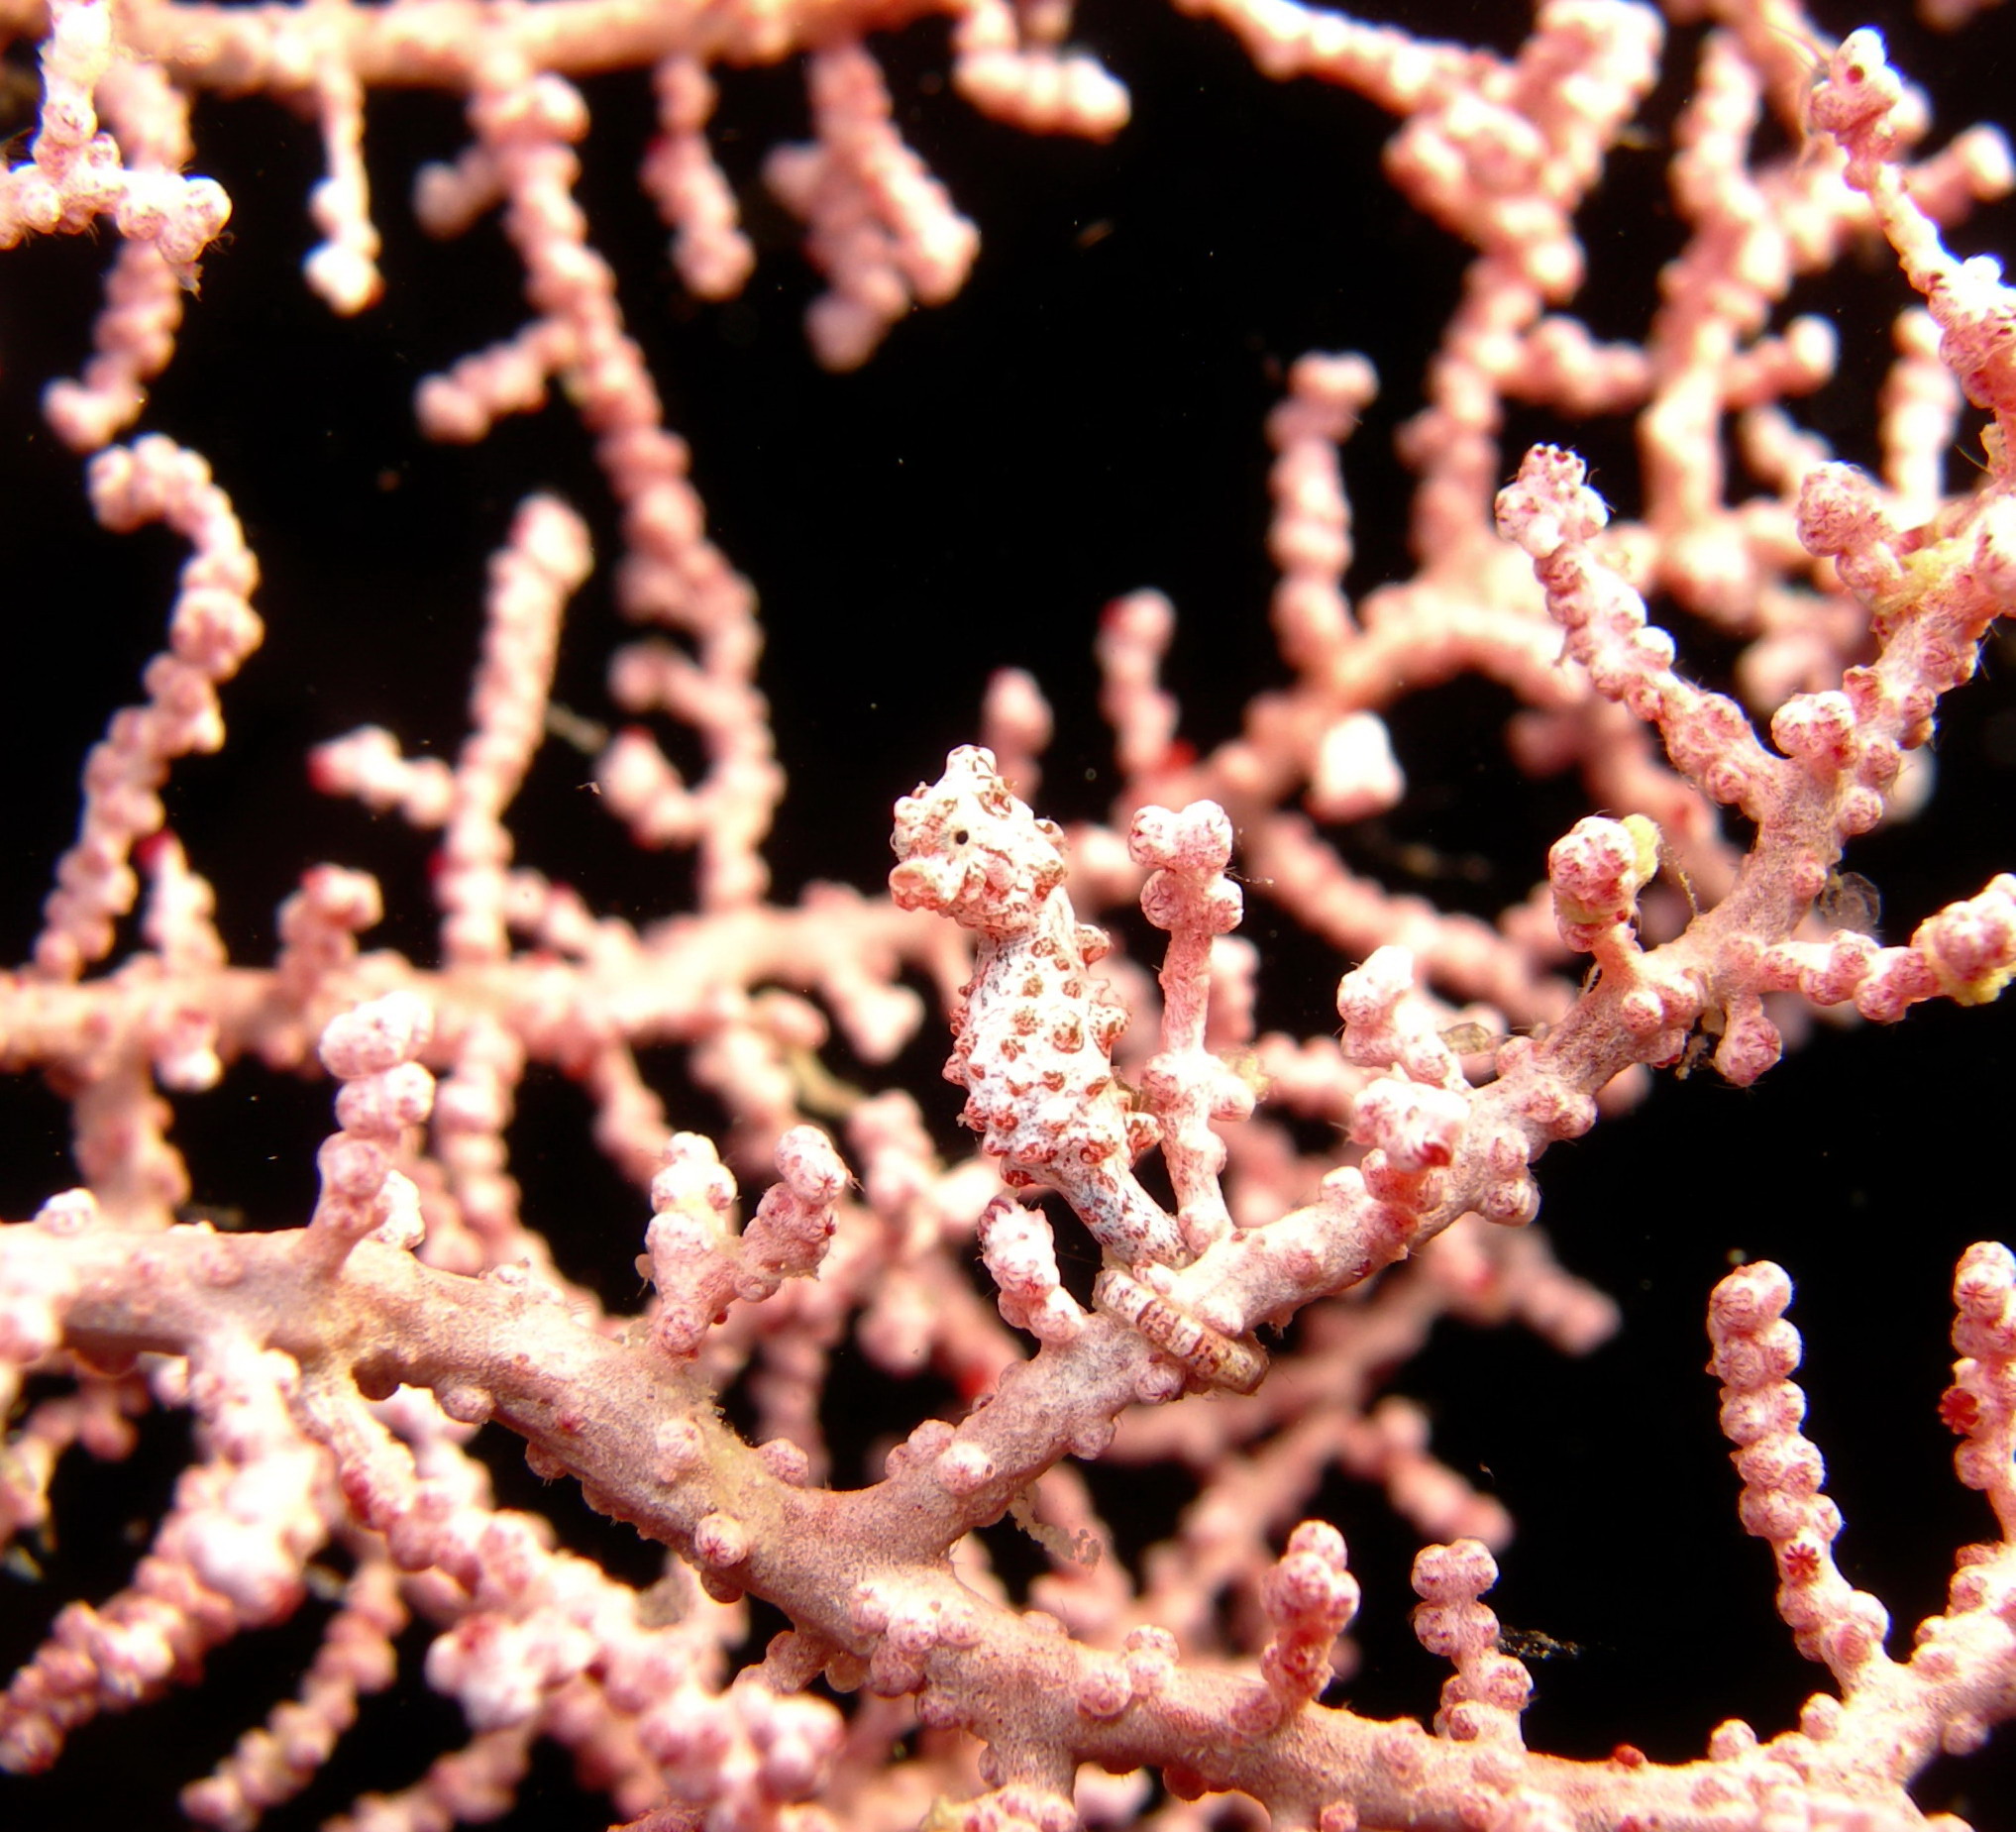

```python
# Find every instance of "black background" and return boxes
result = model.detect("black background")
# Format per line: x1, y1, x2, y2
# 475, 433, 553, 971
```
4, 0, 2016, 1826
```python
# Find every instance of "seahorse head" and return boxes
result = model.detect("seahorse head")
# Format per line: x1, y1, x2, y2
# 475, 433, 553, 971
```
890, 746, 1068, 938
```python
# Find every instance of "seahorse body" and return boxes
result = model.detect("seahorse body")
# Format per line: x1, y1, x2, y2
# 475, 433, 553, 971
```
890, 746, 1189, 1267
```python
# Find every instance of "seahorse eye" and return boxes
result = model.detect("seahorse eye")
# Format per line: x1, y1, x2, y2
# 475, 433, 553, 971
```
952, 828, 970, 846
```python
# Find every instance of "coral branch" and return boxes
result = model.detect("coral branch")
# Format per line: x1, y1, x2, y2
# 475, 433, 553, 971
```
2, 0, 2016, 1827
